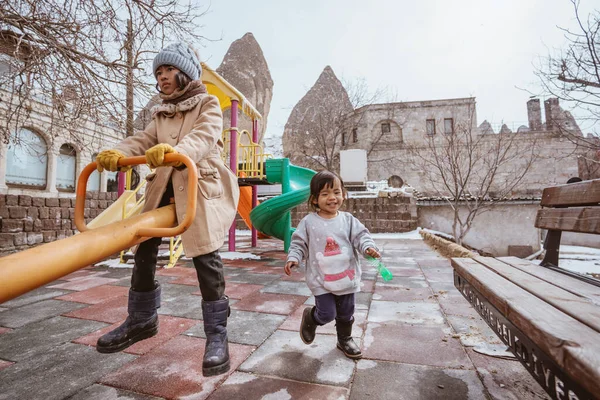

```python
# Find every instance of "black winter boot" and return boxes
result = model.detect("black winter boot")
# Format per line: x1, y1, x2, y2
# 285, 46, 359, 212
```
336, 318, 362, 359
96, 284, 161, 354
300, 306, 318, 344
202, 296, 230, 377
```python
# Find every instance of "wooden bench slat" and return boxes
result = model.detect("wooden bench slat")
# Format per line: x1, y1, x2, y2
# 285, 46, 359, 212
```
473, 256, 600, 333
496, 256, 600, 304
541, 180, 600, 207
452, 257, 600, 396
535, 207, 600, 234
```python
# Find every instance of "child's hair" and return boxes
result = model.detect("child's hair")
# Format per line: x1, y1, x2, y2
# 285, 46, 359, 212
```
155, 69, 192, 93
308, 170, 346, 211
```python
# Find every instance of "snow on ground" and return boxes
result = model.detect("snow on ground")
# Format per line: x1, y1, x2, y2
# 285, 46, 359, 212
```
560, 245, 600, 256
94, 258, 133, 268
371, 230, 422, 240
220, 251, 261, 260
555, 245, 600, 275
529, 245, 600, 275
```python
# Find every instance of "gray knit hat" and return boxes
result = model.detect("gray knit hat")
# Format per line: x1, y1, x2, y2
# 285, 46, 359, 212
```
153, 42, 202, 81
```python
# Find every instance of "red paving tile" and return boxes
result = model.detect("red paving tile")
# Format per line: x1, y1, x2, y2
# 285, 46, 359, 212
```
155, 266, 196, 278
99, 335, 254, 399
221, 262, 255, 269
63, 296, 128, 324
360, 280, 375, 293
209, 372, 349, 399
224, 260, 271, 269
62, 268, 100, 281
244, 265, 286, 276
55, 285, 129, 305
47, 276, 120, 291
279, 272, 306, 282
231, 291, 308, 315
372, 286, 435, 302
363, 323, 472, 368
258, 251, 287, 260
0, 360, 14, 372
223, 283, 263, 300
0, 327, 11, 335
73, 315, 200, 355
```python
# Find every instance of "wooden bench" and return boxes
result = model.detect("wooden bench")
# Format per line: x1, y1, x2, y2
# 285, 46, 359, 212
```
451, 179, 600, 400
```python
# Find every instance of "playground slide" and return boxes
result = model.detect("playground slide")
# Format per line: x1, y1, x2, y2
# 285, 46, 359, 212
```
88, 190, 144, 229
238, 186, 256, 230
238, 186, 270, 238
250, 159, 315, 250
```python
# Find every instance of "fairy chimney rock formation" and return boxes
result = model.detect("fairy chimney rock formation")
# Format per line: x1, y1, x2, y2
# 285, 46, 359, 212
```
282, 66, 353, 168
216, 33, 273, 142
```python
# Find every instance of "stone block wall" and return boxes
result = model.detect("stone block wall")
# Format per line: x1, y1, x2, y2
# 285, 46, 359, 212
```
235, 196, 418, 233
292, 196, 418, 233
0, 192, 117, 255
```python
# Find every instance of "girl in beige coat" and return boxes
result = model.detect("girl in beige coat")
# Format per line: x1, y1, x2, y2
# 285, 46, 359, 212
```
94, 42, 239, 377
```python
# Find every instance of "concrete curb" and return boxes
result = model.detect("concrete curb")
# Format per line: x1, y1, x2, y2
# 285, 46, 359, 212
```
419, 230, 477, 259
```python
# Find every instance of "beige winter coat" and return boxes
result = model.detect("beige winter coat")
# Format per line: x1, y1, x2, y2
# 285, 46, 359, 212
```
116, 93, 239, 257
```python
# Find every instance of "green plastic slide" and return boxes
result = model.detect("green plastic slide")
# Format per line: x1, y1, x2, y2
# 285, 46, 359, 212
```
249, 158, 316, 252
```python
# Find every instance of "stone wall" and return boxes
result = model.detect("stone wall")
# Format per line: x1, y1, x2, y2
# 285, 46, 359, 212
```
417, 200, 541, 257
0, 192, 117, 255
291, 196, 418, 233
235, 196, 419, 233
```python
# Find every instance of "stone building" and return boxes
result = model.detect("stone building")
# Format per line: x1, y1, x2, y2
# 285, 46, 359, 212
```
0, 59, 123, 199
282, 66, 589, 196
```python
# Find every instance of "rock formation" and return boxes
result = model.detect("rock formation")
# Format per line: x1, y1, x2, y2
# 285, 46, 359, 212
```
282, 66, 352, 170
216, 32, 274, 143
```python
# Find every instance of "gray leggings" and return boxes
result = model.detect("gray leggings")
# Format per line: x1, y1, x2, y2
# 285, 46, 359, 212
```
131, 181, 225, 301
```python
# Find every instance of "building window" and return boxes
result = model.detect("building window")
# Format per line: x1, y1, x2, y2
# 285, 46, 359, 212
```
352, 128, 358, 143
88, 153, 101, 191
426, 119, 436, 136
107, 171, 119, 192
341, 131, 346, 146
381, 122, 391, 134
444, 118, 454, 135
6, 128, 48, 188
57, 144, 76, 192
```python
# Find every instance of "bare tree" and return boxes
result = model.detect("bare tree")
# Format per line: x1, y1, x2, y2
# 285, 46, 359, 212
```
285, 74, 393, 173
534, 0, 599, 147
0, 0, 209, 147
406, 107, 538, 246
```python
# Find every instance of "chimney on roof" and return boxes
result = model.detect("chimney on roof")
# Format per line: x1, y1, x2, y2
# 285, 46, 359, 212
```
526, 98, 542, 131
544, 98, 560, 131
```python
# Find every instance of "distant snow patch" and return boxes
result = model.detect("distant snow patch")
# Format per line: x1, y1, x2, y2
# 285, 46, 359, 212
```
372, 229, 422, 240
220, 252, 261, 260
94, 258, 133, 269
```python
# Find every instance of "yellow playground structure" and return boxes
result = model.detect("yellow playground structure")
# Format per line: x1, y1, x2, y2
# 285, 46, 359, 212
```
0, 62, 315, 304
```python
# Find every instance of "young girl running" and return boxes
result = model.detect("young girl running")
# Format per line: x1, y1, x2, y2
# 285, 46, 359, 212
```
284, 170, 380, 359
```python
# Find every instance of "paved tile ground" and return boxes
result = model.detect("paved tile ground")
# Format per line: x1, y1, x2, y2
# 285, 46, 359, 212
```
0, 236, 550, 400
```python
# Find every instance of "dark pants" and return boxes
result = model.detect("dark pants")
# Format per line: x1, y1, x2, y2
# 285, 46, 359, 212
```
313, 293, 355, 325
131, 181, 225, 301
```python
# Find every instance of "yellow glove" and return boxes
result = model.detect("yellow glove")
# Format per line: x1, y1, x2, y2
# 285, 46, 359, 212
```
96, 149, 130, 172
145, 143, 183, 169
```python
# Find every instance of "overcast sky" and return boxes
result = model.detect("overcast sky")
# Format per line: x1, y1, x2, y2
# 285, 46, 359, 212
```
192, 0, 597, 137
